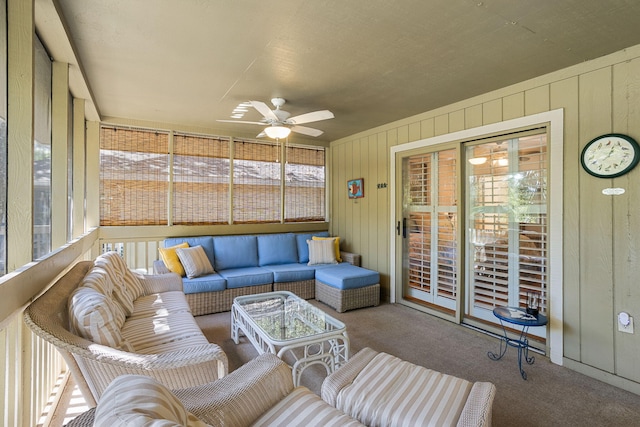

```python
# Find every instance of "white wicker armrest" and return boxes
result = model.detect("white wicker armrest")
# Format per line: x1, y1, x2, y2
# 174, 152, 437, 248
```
321, 347, 378, 406
74, 342, 228, 400
172, 353, 294, 426
137, 271, 184, 294
456, 382, 496, 427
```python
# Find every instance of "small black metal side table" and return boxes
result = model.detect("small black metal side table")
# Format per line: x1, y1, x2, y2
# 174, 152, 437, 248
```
488, 306, 548, 380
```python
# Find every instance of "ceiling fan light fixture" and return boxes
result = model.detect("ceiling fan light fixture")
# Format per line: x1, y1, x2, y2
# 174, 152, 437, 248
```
264, 125, 291, 139
468, 157, 487, 165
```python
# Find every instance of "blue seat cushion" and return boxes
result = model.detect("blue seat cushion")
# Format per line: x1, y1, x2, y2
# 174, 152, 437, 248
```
181, 273, 226, 294
213, 235, 259, 271
313, 261, 350, 270
218, 267, 273, 289
164, 236, 214, 267
258, 233, 298, 266
263, 263, 316, 283
315, 264, 380, 290
296, 231, 330, 264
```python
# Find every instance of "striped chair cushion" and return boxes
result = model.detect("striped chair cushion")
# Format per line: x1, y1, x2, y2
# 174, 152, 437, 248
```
335, 352, 472, 427
81, 267, 126, 327
94, 252, 135, 316
127, 291, 192, 321
251, 386, 365, 427
94, 375, 211, 427
121, 310, 208, 354
95, 251, 146, 310
68, 286, 133, 351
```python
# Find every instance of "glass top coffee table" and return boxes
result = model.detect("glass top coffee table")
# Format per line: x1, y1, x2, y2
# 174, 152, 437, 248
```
231, 291, 349, 386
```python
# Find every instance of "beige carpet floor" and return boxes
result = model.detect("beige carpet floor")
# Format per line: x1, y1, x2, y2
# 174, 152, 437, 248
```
196, 300, 640, 427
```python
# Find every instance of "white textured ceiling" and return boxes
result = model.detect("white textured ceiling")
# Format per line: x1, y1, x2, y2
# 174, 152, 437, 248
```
37, 0, 640, 141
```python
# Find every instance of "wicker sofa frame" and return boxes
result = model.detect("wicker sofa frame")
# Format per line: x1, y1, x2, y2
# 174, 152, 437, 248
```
23, 260, 228, 406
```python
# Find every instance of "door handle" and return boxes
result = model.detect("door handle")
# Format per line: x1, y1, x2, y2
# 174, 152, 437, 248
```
397, 218, 408, 237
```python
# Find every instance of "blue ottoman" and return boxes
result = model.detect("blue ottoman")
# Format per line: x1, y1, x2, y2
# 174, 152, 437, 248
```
315, 264, 380, 312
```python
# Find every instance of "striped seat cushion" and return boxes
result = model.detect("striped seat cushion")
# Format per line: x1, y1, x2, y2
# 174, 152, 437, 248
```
335, 352, 472, 427
251, 386, 365, 427
121, 310, 209, 354
127, 291, 192, 321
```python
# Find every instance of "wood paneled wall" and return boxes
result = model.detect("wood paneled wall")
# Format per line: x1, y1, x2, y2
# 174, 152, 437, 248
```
329, 44, 640, 391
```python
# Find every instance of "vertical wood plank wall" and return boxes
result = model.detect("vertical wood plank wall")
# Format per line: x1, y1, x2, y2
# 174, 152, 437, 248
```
329, 44, 640, 387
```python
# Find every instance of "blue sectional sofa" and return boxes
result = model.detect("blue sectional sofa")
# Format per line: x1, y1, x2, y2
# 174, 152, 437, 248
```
154, 232, 380, 315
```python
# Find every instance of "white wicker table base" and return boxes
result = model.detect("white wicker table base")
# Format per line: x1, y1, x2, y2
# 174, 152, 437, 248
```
231, 291, 349, 386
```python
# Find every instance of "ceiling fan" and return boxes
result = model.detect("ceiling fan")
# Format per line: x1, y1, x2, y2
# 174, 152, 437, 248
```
217, 97, 334, 139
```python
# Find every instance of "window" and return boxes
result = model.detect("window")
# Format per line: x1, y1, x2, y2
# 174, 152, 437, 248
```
173, 133, 230, 225
285, 144, 325, 222
99, 126, 326, 226
34, 36, 51, 259
233, 139, 281, 223
99, 127, 169, 226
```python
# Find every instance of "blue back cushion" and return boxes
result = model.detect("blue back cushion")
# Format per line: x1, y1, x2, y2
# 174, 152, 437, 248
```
257, 233, 298, 266
213, 235, 259, 270
296, 231, 330, 263
164, 236, 214, 266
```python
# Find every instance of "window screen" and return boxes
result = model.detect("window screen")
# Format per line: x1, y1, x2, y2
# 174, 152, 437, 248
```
100, 127, 169, 226
285, 144, 325, 222
233, 139, 281, 223
173, 133, 230, 225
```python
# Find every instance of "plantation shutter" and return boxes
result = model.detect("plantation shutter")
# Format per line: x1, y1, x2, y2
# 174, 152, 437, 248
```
233, 139, 281, 223
436, 150, 457, 300
407, 154, 432, 293
285, 145, 325, 222
100, 126, 169, 226
467, 131, 548, 315
406, 149, 457, 304
173, 133, 230, 225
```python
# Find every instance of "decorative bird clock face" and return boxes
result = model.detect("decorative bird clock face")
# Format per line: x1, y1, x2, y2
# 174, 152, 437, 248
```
581, 134, 640, 178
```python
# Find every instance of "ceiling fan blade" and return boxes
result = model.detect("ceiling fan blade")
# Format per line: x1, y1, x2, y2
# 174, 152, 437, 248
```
216, 120, 265, 125
249, 101, 279, 121
287, 110, 334, 125
291, 125, 324, 137
256, 131, 267, 138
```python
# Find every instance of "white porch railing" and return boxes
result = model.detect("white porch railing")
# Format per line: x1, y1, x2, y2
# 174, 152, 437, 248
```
0, 230, 98, 427
99, 238, 164, 273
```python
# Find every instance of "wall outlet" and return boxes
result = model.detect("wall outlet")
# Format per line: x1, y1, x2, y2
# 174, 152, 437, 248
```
618, 314, 634, 334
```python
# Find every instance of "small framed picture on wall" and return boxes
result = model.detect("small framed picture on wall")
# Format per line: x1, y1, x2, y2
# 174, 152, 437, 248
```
347, 178, 364, 199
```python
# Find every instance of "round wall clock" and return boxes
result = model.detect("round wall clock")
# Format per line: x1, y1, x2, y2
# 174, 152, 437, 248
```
581, 133, 640, 178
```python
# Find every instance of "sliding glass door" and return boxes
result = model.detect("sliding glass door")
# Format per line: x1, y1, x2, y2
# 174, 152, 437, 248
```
464, 131, 548, 339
